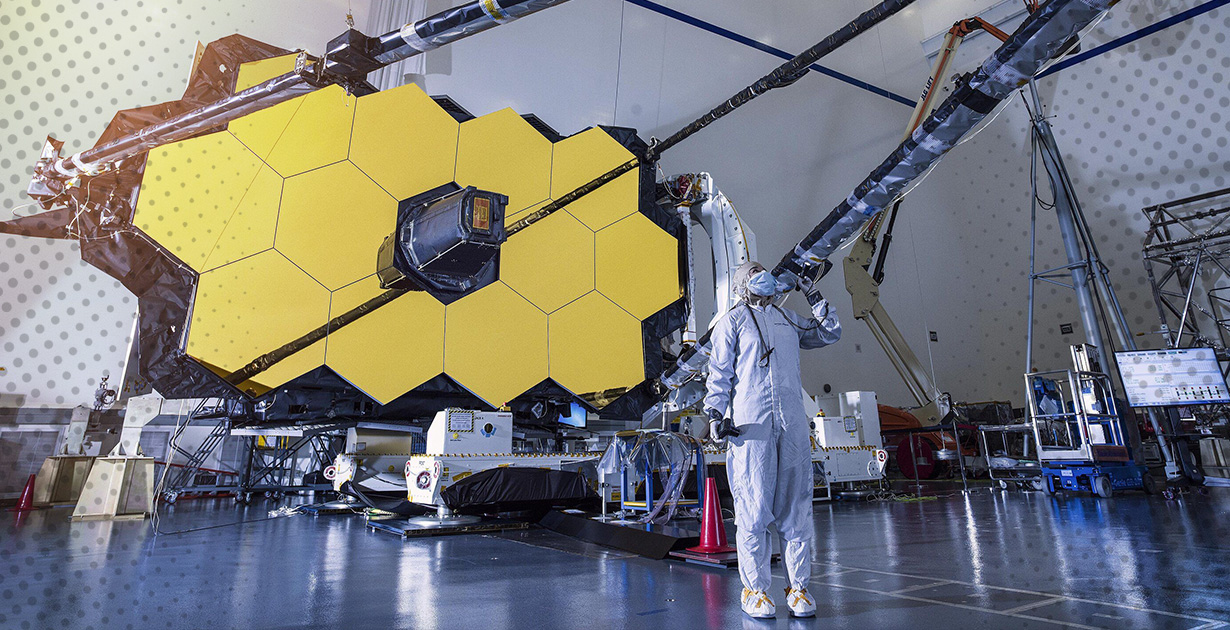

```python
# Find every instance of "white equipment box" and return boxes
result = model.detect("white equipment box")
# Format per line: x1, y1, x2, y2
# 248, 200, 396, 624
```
811, 391, 887, 485
425, 408, 514, 454
330, 427, 421, 493
814, 391, 882, 448
405, 409, 598, 507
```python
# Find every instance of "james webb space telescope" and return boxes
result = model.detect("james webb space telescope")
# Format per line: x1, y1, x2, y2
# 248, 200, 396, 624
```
378, 185, 509, 302
3, 3, 688, 422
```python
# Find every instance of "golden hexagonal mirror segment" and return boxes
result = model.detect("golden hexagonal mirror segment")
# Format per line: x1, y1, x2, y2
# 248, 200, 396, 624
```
186, 249, 330, 395
228, 54, 303, 162
500, 209, 594, 314
276, 161, 398, 291
550, 127, 641, 231
200, 165, 283, 272
350, 84, 460, 201
444, 281, 548, 407
134, 132, 268, 272
263, 85, 356, 177
596, 212, 683, 321
455, 108, 552, 222
549, 292, 645, 397
325, 275, 446, 404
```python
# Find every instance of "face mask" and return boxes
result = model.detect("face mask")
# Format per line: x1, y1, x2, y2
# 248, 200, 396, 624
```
747, 270, 778, 297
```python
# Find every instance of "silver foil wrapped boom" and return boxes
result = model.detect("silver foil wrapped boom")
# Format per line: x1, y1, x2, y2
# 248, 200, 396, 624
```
661, 0, 1118, 396
38, 0, 573, 184
772, 0, 1116, 288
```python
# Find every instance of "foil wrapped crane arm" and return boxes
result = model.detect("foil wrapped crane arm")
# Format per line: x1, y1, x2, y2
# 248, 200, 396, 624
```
661, 0, 1120, 398
25, 0, 574, 206
772, 0, 1117, 287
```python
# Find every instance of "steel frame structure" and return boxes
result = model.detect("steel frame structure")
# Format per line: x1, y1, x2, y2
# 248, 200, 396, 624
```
159, 398, 344, 502
159, 399, 243, 502
237, 431, 342, 502
1141, 188, 1230, 355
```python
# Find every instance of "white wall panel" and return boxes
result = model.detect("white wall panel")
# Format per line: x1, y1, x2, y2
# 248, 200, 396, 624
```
423, 0, 626, 133
901, 1, 1229, 405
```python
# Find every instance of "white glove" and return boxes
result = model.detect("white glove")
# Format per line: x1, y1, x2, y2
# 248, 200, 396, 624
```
706, 408, 724, 444
810, 297, 832, 321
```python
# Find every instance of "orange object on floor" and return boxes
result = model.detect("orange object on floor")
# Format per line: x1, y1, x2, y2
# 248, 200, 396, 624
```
687, 477, 736, 554
11, 474, 37, 511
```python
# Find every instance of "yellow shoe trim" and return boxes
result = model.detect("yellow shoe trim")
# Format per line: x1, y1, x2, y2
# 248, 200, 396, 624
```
785, 587, 814, 606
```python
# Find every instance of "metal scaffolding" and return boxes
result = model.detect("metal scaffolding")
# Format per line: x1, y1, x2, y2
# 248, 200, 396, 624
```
1141, 187, 1230, 354
158, 398, 345, 503
159, 399, 244, 503
1136, 186, 1230, 484
236, 431, 343, 503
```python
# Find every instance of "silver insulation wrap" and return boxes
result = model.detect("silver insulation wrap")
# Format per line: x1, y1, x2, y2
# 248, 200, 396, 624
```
661, 0, 1118, 394
57, 0, 573, 179
772, 0, 1117, 287
395, 0, 569, 53
662, 340, 712, 390
71, 72, 315, 175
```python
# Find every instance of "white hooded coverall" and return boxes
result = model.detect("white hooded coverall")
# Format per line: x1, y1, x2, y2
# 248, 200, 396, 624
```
703, 300, 841, 592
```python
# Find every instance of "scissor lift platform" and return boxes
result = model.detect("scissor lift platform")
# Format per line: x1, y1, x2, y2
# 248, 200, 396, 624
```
1026, 367, 1154, 497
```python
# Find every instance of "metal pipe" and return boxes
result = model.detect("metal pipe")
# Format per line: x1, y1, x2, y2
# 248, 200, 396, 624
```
1142, 256, 1177, 346
951, 423, 968, 492
1174, 247, 1204, 352
1027, 82, 1109, 357
1143, 226, 1230, 252
910, 432, 921, 496
679, 203, 698, 346
1026, 121, 1039, 373
47, 0, 573, 180
1143, 186, 1230, 213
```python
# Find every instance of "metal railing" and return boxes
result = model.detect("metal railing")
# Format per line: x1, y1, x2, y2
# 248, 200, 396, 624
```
1025, 369, 1127, 463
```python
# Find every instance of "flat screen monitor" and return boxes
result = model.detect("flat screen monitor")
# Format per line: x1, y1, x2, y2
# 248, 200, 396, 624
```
558, 402, 587, 428
1114, 348, 1230, 407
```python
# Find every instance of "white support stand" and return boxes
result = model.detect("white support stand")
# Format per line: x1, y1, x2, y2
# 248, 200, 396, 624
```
32, 406, 96, 507
71, 396, 162, 521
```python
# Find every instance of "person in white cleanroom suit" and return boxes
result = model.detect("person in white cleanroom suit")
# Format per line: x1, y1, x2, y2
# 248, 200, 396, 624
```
704, 261, 841, 619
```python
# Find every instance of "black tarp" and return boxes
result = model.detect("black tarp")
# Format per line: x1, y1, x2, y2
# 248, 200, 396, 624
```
440, 467, 594, 513
339, 480, 431, 516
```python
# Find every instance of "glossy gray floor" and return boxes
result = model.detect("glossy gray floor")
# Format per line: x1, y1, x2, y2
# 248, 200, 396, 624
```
3, 486, 1228, 629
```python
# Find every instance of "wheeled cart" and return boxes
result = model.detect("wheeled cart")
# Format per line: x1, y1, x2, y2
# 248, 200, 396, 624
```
979, 422, 1042, 490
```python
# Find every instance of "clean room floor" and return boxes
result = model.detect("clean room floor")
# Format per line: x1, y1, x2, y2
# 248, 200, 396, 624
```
3, 487, 1228, 629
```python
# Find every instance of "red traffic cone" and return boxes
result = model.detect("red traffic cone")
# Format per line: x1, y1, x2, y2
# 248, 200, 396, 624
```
10, 474, 37, 512
687, 477, 736, 554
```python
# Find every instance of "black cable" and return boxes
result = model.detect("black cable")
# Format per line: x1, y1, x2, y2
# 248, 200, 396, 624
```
151, 514, 286, 537
744, 303, 775, 368
871, 200, 903, 284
